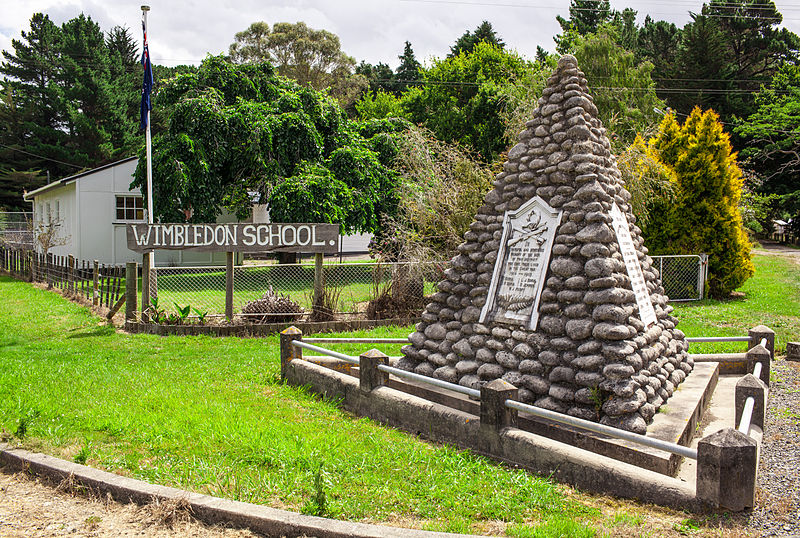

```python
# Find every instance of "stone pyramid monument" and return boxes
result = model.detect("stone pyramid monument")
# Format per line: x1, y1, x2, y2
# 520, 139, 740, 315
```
397, 55, 693, 433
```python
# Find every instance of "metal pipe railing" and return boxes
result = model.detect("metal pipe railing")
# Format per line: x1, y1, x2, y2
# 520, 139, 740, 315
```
290, 339, 696, 459
305, 338, 408, 344
505, 399, 697, 459
685, 336, 750, 343
377, 363, 481, 398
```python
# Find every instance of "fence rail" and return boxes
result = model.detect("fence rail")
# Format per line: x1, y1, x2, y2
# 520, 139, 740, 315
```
0, 246, 126, 309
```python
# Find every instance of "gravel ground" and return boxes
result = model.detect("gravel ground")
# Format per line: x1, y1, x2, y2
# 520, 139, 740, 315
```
745, 359, 800, 537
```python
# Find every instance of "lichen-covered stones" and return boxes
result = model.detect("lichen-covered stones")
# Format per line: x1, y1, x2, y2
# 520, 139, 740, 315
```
398, 54, 693, 433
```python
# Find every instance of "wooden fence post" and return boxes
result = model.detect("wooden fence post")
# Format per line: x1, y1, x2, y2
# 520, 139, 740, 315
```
225, 251, 234, 320
125, 262, 137, 322
68, 255, 75, 296
92, 260, 100, 305
313, 252, 324, 311
142, 252, 151, 322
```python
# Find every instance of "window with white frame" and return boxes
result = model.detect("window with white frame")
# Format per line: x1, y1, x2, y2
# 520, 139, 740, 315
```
116, 196, 144, 221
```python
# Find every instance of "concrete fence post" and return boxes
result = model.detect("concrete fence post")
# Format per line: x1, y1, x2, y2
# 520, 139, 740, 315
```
696, 428, 758, 511
748, 325, 775, 360
280, 326, 303, 381
480, 379, 518, 431
125, 262, 138, 323
735, 374, 767, 431
745, 344, 771, 386
359, 349, 389, 392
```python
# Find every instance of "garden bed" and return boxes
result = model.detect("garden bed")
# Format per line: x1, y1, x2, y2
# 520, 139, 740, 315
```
124, 316, 421, 337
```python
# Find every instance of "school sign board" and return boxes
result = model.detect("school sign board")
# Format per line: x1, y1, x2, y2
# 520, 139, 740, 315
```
126, 223, 339, 253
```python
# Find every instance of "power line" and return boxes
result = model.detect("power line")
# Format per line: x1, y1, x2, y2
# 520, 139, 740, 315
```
0, 143, 85, 170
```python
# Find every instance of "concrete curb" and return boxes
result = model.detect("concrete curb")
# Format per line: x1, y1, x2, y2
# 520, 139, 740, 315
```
0, 444, 477, 538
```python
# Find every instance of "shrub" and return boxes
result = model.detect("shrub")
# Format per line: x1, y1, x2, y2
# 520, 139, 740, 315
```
241, 286, 303, 323
644, 108, 754, 298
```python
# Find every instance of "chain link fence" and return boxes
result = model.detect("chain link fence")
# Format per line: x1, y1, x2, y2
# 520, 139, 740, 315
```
150, 254, 706, 319
152, 261, 446, 320
651, 254, 707, 301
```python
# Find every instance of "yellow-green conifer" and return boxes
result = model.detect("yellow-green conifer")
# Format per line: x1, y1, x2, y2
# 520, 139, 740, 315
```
644, 108, 754, 297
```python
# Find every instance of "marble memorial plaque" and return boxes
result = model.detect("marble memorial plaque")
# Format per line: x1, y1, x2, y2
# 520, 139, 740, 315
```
480, 196, 562, 329
609, 203, 658, 327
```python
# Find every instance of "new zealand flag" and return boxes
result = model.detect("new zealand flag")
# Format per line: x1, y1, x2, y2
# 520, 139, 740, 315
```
140, 19, 154, 130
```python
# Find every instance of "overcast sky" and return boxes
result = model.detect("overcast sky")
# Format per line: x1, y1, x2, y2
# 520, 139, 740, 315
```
3, 0, 800, 69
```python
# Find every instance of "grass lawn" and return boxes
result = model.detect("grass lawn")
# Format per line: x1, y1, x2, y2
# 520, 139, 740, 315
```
673, 250, 800, 354
2, 249, 796, 536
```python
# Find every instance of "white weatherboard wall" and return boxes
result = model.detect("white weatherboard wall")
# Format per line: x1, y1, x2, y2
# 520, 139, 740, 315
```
34, 183, 77, 259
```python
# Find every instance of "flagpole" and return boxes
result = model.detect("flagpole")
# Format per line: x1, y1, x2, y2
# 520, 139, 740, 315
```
142, 6, 154, 272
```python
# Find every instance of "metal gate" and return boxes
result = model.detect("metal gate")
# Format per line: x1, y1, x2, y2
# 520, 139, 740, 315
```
652, 254, 708, 301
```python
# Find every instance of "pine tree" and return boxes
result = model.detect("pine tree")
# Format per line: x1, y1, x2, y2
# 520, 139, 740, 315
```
394, 41, 421, 92
555, 0, 612, 49
0, 13, 70, 177
645, 108, 754, 297
449, 21, 505, 57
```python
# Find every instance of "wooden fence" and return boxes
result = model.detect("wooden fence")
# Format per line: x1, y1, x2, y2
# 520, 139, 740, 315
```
0, 246, 126, 310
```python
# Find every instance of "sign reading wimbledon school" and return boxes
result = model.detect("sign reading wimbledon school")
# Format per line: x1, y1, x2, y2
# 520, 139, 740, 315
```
126, 223, 339, 253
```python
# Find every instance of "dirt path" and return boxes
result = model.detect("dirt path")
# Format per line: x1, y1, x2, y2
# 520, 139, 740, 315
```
756, 241, 800, 266
0, 468, 256, 537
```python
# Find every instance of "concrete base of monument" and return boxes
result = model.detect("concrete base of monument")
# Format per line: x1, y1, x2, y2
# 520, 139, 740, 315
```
294, 358, 720, 478
284, 357, 698, 509
374, 361, 718, 476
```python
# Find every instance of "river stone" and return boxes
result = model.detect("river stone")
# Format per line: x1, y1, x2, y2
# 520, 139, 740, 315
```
519, 359, 544, 375
496, 351, 520, 370
523, 375, 550, 394
456, 360, 480, 374
565, 319, 594, 340
477, 363, 505, 379
593, 322, 631, 340
452, 339, 474, 358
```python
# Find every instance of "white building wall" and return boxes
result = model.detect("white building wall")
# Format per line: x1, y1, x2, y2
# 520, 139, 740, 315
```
33, 184, 76, 258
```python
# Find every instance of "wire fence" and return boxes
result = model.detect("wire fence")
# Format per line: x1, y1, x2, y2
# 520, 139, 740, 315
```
152, 254, 706, 319
652, 254, 707, 301
0, 211, 33, 249
153, 261, 446, 319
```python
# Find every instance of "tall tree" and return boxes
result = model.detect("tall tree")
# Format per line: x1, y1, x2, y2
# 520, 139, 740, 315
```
572, 30, 664, 146
227, 21, 366, 107
736, 64, 800, 197
132, 56, 406, 236
0, 13, 69, 178
394, 41, 421, 92
0, 12, 142, 210
60, 14, 119, 163
555, 0, 612, 51
401, 42, 531, 161
449, 21, 505, 57
636, 16, 682, 96
645, 109, 754, 297
356, 61, 395, 94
